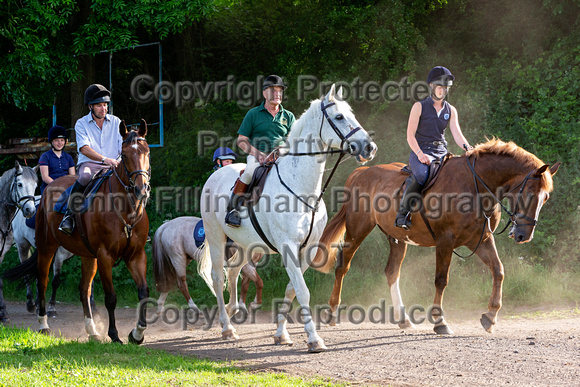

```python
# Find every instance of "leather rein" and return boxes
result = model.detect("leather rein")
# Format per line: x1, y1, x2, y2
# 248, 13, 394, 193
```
422, 155, 541, 259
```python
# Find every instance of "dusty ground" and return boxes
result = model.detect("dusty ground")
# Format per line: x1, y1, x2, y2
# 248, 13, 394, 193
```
3, 300, 580, 386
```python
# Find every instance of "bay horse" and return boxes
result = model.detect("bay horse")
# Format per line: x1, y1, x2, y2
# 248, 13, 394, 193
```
3, 120, 151, 344
152, 216, 264, 314
12, 196, 94, 317
0, 162, 38, 323
201, 85, 377, 352
312, 139, 560, 334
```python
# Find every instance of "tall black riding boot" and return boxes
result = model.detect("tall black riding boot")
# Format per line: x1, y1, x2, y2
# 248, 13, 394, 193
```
225, 179, 248, 228
58, 181, 86, 235
394, 175, 424, 231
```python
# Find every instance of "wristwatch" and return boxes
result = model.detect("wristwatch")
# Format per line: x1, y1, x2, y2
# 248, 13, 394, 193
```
101, 157, 106, 163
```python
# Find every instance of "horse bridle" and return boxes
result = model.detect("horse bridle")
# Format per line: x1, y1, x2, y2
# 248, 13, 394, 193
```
0, 170, 35, 254
110, 136, 151, 248
449, 155, 542, 259
320, 100, 362, 152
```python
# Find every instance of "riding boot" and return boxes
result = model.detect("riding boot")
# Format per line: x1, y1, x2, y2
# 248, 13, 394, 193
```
58, 181, 86, 235
394, 175, 424, 231
225, 179, 248, 228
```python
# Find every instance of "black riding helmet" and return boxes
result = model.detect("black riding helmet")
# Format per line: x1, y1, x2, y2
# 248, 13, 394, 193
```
84, 84, 111, 105
427, 66, 454, 86
262, 75, 287, 90
48, 125, 67, 143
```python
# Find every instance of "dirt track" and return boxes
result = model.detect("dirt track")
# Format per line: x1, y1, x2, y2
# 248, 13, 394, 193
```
4, 300, 580, 386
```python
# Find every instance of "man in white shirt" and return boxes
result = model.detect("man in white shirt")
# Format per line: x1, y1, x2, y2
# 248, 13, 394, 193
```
59, 84, 122, 235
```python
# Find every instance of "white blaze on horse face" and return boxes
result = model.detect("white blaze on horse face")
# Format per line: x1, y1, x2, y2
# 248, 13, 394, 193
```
526, 189, 548, 242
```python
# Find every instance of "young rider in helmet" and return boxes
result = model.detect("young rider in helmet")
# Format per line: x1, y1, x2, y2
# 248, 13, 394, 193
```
38, 125, 75, 195
59, 84, 123, 235
212, 147, 238, 170
394, 66, 473, 231
225, 75, 295, 227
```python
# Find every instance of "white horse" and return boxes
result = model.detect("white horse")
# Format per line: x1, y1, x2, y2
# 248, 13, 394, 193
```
11, 196, 81, 317
0, 161, 38, 323
152, 216, 264, 314
200, 85, 377, 352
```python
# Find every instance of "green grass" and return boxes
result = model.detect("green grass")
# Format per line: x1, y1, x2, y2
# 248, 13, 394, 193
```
0, 326, 340, 387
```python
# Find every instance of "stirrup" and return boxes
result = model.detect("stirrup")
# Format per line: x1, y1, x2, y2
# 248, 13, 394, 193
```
394, 212, 411, 231
225, 210, 241, 228
58, 213, 75, 235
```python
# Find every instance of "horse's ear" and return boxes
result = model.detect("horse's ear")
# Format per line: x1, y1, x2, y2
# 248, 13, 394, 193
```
33, 164, 40, 173
119, 120, 128, 138
139, 119, 147, 137
534, 165, 549, 177
325, 84, 337, 103
14, 160, 22, 171
337, 86, 344, 101
549, 161, 561, 176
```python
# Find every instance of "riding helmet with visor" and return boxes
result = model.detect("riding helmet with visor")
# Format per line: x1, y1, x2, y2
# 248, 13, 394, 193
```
84, 84, 111, 105
48, 125, 68, 143
262, 75, 287, 90
427, 66, 455, 87
212, 147, 238, 163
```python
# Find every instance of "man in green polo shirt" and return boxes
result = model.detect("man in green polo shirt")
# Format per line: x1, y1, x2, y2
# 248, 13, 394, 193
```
225, 74, 295, 227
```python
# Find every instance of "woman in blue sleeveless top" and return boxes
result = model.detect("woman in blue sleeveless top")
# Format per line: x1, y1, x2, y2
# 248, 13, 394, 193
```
394, 66, 473, 230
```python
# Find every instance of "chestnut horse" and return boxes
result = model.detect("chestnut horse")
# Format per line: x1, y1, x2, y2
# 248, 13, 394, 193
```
3, 120, 151, 344
312, 139, 560, 334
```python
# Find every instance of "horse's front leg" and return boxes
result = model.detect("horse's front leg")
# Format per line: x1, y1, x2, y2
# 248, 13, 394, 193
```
384, 238, 415, 329
282, 243, 326, 353
15, 242, 36, 313
125, 249, 149, 344
474, 236, 504, 333
431, 240, 454, 335
80, 256, 102, 341
209, 242, 237, 339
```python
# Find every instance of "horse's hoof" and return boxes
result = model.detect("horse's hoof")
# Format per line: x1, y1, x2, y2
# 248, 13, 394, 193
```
322, 310, 337, 326
307, 341, 327, 353
39, 328, 51, 335
89, 334, 103, 343
480, 314, 494, 333
109, 334, 123, 344
128, 331, 145, 345
26, 302, 36, 314
398, 319, 416, 330
434, 325, 454, 335
47, 310, 57, 318
249, 302, 262, 310
273, 335, 293, 346
222, 329, 239, 340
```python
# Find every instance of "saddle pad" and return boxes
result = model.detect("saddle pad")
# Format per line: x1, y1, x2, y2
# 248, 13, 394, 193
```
53, 170, 113, 214
193, 220, 205, 248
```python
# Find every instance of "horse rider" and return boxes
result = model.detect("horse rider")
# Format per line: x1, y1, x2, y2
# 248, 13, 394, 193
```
59, 84, 122, 235
225, 75, 295, 227
212, 146, 238, 171
394, 66, 474, 231
39, 125, 75, 195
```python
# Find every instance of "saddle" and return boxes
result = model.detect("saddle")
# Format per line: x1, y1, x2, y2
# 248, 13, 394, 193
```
53, 169, 114, 214
240, 150, 280, 207
400, 153, 454, 192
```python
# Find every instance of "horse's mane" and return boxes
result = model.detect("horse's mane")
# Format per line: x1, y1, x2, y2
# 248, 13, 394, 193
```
285, 99, 320, 144
470, 138, 553, 191
123, 130, 141, 145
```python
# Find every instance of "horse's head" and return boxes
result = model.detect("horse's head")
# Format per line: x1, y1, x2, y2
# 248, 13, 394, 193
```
11, 161, 37, 218
119, 119, 151, 202
509, 162, 560, 244
320, 85, 377, 163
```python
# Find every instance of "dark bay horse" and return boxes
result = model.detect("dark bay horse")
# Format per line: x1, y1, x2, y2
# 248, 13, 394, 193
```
312, 139, 560, 334
3, 120, 151, 344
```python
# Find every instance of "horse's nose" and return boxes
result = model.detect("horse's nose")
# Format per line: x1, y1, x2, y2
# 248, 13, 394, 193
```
514, 230, 528, 244
365, 142, 377, 160
135, 185, 150, 201
348, 142, 359, 155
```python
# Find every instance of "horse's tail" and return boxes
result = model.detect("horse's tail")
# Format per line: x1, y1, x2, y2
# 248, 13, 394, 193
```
151, 230, 177, 294
2, 249, 39, 288
197, 243, 216, 296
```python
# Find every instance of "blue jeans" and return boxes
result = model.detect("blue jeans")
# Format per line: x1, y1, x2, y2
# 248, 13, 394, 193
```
408, 147, 447, 186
